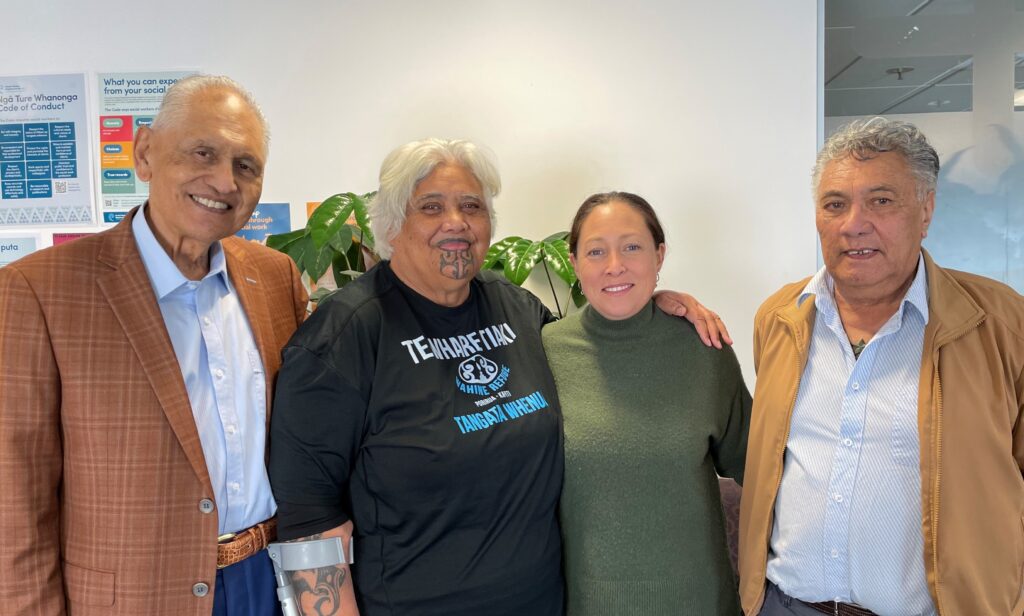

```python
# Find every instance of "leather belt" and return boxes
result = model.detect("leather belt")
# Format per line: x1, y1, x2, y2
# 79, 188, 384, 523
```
801, 599, 878, 616
217, 518, 277, 569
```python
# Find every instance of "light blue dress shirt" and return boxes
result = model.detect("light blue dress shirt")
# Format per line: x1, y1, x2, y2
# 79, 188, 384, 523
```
132, 206, 275, 535
766, 254, 936, 616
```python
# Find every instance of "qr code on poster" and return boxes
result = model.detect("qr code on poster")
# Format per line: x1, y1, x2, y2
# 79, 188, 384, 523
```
54, 181, 67, 194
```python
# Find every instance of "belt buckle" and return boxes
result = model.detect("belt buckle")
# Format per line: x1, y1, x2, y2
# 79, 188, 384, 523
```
216, 532, 238, 570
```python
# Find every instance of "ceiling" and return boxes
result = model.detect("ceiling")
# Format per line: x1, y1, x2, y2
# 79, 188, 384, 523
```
825, 0, 1024, 116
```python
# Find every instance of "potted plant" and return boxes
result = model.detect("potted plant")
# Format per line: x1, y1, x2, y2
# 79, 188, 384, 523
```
482, 231, 585, 318
266, 191, 377, 303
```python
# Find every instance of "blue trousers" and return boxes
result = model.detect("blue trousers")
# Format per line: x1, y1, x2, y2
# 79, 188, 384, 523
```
213, 549, 282, 616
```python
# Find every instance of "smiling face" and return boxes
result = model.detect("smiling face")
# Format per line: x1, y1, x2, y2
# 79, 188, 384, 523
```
816, 151, 935, 305
571, 200, 666, 320
133, 86, 266, 275
388, 163, 491, 306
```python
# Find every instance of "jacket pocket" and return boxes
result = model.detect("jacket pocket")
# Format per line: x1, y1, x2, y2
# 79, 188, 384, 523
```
63, 560, 115, 607
890, 398, 919, 468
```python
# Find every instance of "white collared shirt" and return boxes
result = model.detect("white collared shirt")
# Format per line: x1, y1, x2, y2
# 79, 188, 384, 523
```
766, 253, 936, 616
132, 206, 274, 534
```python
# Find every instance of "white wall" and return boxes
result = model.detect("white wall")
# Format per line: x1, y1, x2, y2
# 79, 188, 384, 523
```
1, 0, 819, 381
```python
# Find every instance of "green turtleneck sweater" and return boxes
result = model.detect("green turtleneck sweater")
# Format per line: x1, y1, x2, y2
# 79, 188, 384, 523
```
542, 300, 751, 616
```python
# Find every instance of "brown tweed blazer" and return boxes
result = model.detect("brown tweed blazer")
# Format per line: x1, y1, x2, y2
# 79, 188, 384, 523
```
0, 209, 308, 615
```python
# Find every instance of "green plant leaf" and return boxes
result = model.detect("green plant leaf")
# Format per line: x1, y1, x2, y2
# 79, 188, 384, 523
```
355, 229, 374, 253
504, 239, 543, 286
351, 192, 376, 250
265, 228, 305, 253
279, 235, 311, 272
274, 232, 315, 271
331, 250, 353, 288
483, 236, 522, 270
542, 239, 576, 287
303, 240, 335, 281
335, 237, 366, 287
349, 235, 363, 269
543, 230, 569, 243
309, 193, 357, 249
329, 224, 355, 253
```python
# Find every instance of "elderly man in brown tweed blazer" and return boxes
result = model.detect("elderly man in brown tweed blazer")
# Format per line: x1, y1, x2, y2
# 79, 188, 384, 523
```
0, 75, 307, 615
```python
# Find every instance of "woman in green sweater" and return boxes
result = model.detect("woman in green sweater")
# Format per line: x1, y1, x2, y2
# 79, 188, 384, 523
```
543, 192, 751, 615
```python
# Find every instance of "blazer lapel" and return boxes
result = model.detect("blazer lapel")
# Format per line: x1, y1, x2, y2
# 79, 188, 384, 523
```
95, 211, 213, 490
223, 240, 278, 431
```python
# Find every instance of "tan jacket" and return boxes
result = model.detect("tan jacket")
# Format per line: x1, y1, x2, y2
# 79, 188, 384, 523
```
739, 251, 1024, 615
0, 210, 308, 615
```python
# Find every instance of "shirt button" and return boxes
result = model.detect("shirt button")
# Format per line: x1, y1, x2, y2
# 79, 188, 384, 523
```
843, 438, 853, 447
229, 482, 240, 493
225, 424, 236, 436
834, 493, 844, 502
852, 382, 860, 391
198, 498, 215, 514
831, 548, 839, 558
214, 368, 225, 379
192, 582, 209, 597
203, 316, 212, 326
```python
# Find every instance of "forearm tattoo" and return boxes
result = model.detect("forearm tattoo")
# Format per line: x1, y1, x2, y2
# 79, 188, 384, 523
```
289, 533, 349, 616
439, 249, 473, 279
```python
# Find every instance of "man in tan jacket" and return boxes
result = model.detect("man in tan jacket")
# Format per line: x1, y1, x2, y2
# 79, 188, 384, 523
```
740, 118, 1024, 616
0, 75, 306, 615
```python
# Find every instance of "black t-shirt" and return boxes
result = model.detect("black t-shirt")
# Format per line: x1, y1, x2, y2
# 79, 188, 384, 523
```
269, 262, 564, 616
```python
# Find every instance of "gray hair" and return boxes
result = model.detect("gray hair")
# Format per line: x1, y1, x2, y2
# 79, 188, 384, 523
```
150, 74, 270, 152
370, 138, 501, 259
813, 117, 939, 199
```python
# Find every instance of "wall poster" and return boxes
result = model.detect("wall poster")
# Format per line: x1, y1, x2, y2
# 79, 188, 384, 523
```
0, 74, 92, 226
236, 203, 291, 242
0, 234, 39, 266
97, 70, 194, 224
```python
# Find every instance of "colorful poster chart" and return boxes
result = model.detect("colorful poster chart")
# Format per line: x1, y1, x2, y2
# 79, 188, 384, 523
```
236, 203, 291, 242
97, 70, 194, 224
53, 232, 93, 245
0, 235, 38, 266
0, 74, 92, 225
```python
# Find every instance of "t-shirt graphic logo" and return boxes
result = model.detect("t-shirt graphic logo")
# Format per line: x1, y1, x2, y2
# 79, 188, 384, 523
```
458, 354, 499, 385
